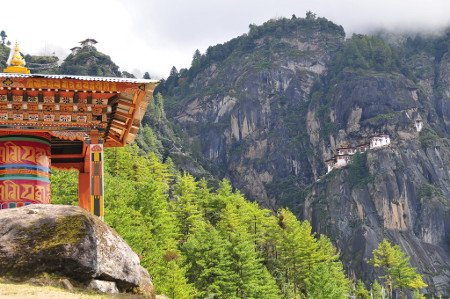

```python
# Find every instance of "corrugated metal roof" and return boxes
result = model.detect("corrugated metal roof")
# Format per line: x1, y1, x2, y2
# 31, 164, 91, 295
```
0, 72, 159, 84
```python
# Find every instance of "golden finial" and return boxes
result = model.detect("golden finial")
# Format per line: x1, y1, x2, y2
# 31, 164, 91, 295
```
3, 41, 30, 74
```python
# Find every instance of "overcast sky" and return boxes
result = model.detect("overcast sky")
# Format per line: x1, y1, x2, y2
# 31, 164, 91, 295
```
2, 0, 449, 78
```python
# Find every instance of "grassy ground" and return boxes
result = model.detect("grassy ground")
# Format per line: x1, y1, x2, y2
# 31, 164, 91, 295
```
0, 280, 147, 299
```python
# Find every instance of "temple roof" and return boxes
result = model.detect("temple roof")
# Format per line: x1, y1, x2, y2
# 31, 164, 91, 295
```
80, 38, 98, 44
0, 72, 158, 84
0, 72, 159, 150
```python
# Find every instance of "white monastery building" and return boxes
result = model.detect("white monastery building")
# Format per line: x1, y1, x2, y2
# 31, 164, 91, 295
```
370, 134, 391, 149
326, 134, 391, 173
415, 119, 423, 132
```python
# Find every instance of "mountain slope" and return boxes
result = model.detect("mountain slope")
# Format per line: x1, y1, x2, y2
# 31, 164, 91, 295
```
159, 16, 345, 208
156, 16, 450, 295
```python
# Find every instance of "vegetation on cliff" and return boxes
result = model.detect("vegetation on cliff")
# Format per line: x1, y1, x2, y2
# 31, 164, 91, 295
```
155, 13, 344, 104
24, 54, 59, 74
371, 240, 427, 298
60, 46, 121, 77
0, 43, 10, 70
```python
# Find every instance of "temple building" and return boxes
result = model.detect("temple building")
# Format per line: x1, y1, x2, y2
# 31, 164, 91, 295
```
326, 134, 391, 173
0, 43, 157, 219
369, 134, 390, 149
79, 39, 98, 48
415, 118, 423, 132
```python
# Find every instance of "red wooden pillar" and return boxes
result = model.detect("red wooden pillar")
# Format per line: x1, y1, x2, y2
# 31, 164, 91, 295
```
89, 143, 104, 220
78, 172, 91, 211
78, 144, 91, 212
78, 140, 104, 220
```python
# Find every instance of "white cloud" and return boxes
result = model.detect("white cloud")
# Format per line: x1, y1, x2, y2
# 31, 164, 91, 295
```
2, 0, 449, 77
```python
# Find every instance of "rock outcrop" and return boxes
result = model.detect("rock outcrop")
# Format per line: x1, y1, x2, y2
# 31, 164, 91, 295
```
59, 46, 121, 77
0, 205, 154, 298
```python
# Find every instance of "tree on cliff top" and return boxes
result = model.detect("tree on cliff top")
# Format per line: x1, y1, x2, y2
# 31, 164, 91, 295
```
371, 239, 427, 298
0, 31, 7, 45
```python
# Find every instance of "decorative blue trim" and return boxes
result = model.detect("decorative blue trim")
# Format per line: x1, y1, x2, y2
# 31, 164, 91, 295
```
0, 164, 51, 173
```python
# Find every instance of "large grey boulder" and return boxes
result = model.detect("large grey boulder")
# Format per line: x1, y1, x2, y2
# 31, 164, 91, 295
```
0, 204, 154, 298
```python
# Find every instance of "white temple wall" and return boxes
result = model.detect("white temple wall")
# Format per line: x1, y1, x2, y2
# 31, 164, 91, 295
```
415, 121, 423, 132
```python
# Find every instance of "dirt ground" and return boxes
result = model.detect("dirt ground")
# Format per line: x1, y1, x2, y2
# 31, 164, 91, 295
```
0, 281, 143, 299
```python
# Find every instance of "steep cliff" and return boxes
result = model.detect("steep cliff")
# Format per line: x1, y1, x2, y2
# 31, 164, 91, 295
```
305, 67, 450, 294
160, 16, 345, 208
157, 16, 450, 295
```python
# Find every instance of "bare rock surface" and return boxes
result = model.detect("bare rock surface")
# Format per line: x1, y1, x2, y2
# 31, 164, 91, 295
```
0, 204, 154, 298
88, 279, 119, 293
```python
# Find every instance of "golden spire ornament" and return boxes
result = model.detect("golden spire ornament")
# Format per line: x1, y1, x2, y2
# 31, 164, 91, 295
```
3, 41, 30, 74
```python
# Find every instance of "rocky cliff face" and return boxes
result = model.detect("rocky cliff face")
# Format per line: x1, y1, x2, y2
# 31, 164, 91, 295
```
158, 17, 450, 295
304, 49, 450, 294
163, 17, 344, 208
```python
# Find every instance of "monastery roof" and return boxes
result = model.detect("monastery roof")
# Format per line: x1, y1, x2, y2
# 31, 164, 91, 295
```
0, 72, 159, 149
80, 38, 98, 44
0, 72, 158, 84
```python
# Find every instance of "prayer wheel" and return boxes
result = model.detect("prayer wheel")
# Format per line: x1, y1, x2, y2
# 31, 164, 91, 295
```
0, 133, 51, 209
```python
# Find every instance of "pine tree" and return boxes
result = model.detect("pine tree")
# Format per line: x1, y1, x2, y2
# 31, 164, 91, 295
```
277, 209, 350, 298
143, 72, 151, 79
354, 280, 370, 299
158, 256, 197, 299
218, 201, 280, 298
0, 31, 6, 45
182, 224, 236, 298
205, 179, 233, 225
371, 239, 427, 298
172, 174, 204, 238
170, 66, 179, 77
371, 280, 384, 299
278, 209, 322, 296
228, 225, 279, 299
137, 125, 164, 158
306, 263, 348, 299
149, 93, 165, 121
191, 49, 201, 67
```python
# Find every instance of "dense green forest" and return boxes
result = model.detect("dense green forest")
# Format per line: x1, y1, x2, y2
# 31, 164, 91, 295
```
51, 144, 426, 299
50, 97, 427, 299
52, 145, 351, 298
